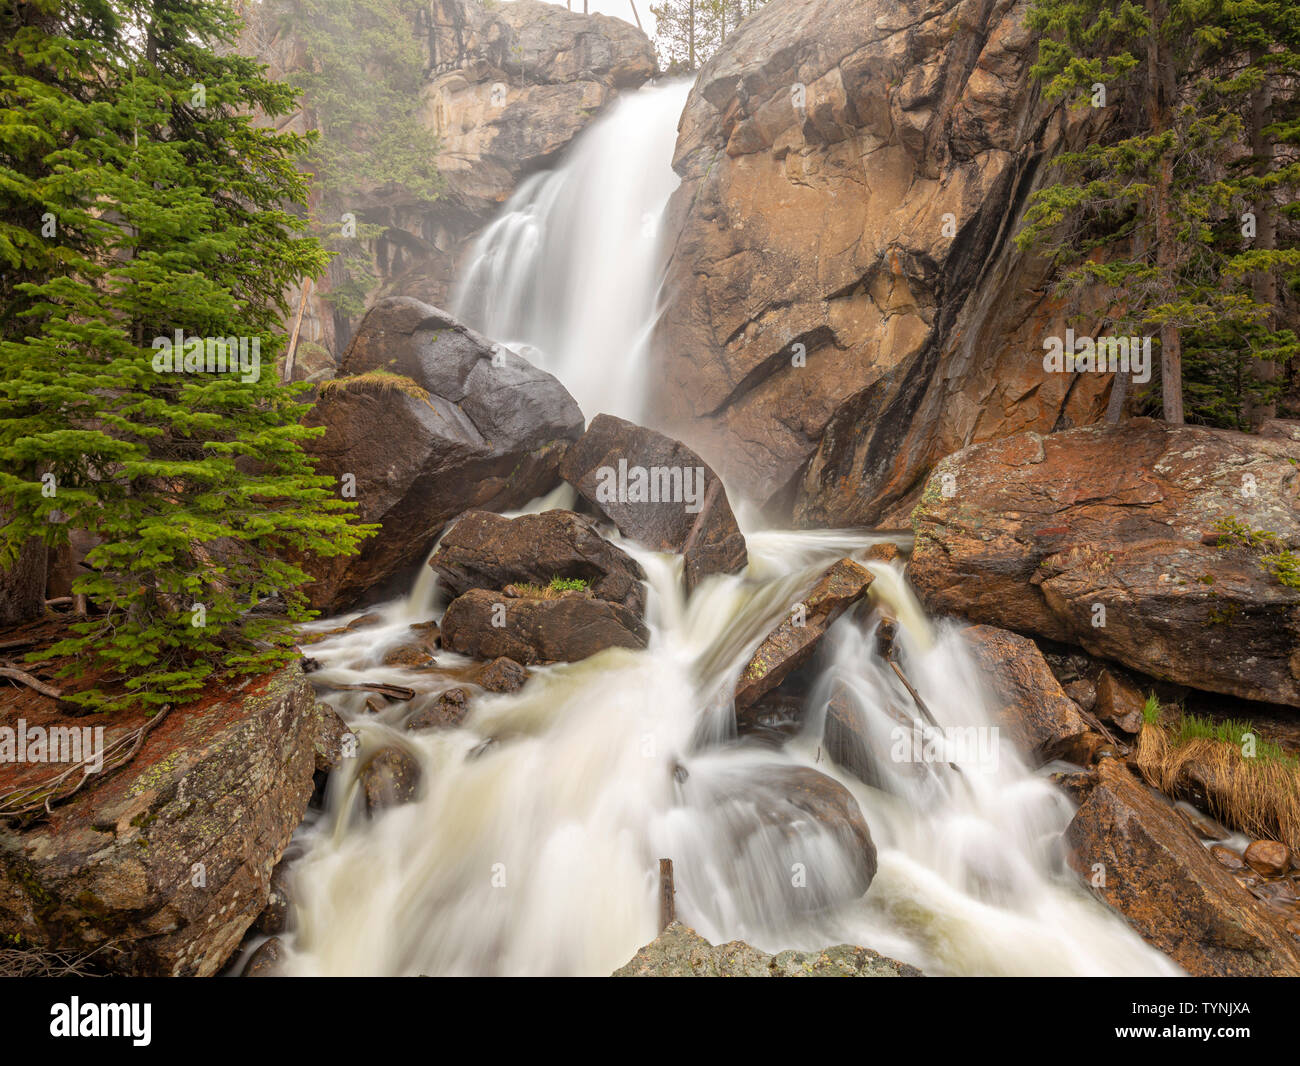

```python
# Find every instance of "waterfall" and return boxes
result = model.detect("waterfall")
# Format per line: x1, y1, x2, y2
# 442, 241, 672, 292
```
274, 81, 1182, 978
451, 81, 691, 424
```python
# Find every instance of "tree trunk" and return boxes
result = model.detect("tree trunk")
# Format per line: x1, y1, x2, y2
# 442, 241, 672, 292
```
689, 0, 696, 70
1148, 0, 1184, 424
1245, 45, 1278, 429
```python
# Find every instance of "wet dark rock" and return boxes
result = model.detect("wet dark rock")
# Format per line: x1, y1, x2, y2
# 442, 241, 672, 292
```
960, 625, 1094, 766
1064, 679, 1097, 713
241, 936, 284, 977
473, 656, 530, 693
313, 702, 351, 773
1210, 844, 1247, 871
361, 747, 422, 814
298, 298, 585, 612
734, 558, 874, 710
430, 508, 647, 615
440, 587, 648, 664
254, 864, 292, 936
1095, 671, 1146, 734
559, 413, 747, 594
406, 687, 472, 732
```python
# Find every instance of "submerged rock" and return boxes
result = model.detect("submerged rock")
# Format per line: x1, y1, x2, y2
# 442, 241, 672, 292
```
473, 656, 530, 694
430, 508, 646, 616
1064, 760, 1300, 976
612, 922, 921, 977
241, 936, 284, 977
440, 587, 648, 664
559, 413, 747, 594
406, 687, 472, 732
911, 420, 1300, 707
298, 298, 585, 612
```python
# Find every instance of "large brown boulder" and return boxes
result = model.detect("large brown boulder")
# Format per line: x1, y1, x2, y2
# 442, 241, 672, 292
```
559, 414, 747, 593
1064, 760, 1300, 976
429, 509, 646, 615
734, 558, 874, 710
910, 420, 1300, 706
299, 298, 585, 611
439, 587, 648, 664
651, 0, 1112, 522
960, 625, 1094, 766
0, 667, 323, 976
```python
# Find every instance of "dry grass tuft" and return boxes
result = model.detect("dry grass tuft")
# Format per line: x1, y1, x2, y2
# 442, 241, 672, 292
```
316, 369, 431, 404
1134, 721, 1300, 853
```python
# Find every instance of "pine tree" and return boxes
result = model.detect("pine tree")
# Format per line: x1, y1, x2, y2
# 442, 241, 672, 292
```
1191, 0, 1300, 426
0, 0, 373, 711
1018, 0, 1221, 424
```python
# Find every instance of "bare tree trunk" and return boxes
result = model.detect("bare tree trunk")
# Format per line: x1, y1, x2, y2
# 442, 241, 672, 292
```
1148, 0, 1184, 423
689, 0, 696, 70
1246, 45, 1278, 429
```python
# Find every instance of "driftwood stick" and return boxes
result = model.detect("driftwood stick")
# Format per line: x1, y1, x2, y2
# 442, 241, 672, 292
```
0, 666, 63, 699
282, 277, 313, 383
328, 682, 416, 701
876, 620, 963, 776
658, 858, 675, 932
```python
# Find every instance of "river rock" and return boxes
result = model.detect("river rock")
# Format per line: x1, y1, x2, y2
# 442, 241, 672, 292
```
1244, 840, 1293, 878
298, 298, 584, 611
429, 509, 646, 615
1094, 671, 1146, 734
440, 587, 648, 664
961, 625, 1094, 766
911, 420, 1300, 707
752, 766, 878, 904
1064, 760, 1300, 976
361, 746, 422, 814
612, 922, 921, 977
240, 936, 284, 977
558, 414, 747, 594
406, 687, 471, 732
313, 702, 352, 772
734, 559, 874, 710
472, 657, 530, 694
652, 0, 1112, 522
0, 666, 319, 976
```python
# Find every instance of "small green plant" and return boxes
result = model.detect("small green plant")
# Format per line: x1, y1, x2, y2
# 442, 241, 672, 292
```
548, 576, 588, 593
1173, 714, 1299, 769
1212, 517, 1300, 590
1141, 692, 1162, 726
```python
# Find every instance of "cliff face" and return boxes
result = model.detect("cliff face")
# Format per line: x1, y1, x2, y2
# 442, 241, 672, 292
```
239, 0, 655, 366
652, 0, 1115, 525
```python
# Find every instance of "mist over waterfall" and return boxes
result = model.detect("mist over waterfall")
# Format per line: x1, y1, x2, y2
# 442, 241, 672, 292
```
452, 81, 691, 424
278, 82, 1182, 978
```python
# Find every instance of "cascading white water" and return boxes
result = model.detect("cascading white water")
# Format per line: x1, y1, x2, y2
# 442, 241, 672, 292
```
274, 79, 1183, 977
451, 81, 691, 423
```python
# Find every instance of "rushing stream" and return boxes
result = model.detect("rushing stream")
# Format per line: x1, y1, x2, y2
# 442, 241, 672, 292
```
276, 81, 1181, 977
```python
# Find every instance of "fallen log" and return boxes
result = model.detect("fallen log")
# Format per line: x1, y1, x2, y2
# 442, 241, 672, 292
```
0, 665, 63, 699
326, 682, 416, 701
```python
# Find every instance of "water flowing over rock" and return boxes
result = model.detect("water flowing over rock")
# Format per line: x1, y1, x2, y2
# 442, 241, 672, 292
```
734, 558, 874, 710
910, 420, 1300, 706
559, 414, 748, 593
961, 625, 1094, 766
298, 298, 584, 611
652, 0, 1111, 521
240, 0, 656, 358
429, 509, 647, 616
1065, 760, 1300, 976
612, 921, 921, 977
0, 667, 321, 977
440, 587, 648, 664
